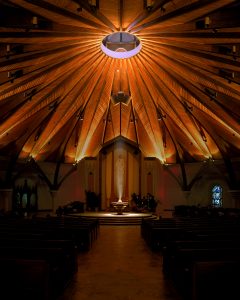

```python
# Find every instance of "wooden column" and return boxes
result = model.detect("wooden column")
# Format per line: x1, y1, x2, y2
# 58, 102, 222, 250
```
125, 151, 129, 201
99, 152, 103, 210
110, 150, 115, 202
139, 153, 142, 197
50, 190, 58, 214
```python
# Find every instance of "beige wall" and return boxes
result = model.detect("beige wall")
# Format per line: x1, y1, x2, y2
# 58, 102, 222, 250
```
154, 161, 234, 212
38, 159, 95, 212
0, 157, 238, 212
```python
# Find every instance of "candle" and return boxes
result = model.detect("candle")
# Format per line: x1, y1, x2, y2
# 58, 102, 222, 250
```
232, 45, 236, 53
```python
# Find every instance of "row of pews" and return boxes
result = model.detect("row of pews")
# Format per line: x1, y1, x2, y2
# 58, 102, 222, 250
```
0, 215, 99, 299
141, 215, 240, 300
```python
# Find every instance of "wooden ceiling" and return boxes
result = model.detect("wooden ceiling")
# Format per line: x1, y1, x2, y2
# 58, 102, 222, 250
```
0, 0, 239, 165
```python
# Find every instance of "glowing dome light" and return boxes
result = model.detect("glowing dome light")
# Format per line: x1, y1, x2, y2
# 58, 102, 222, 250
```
101, 32, 141, 59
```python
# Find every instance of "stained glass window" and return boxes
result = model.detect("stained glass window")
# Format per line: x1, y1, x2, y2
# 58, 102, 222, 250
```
212, 185, 223, 207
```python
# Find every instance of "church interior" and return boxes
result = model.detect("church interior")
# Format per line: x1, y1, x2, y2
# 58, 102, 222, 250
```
0, 0, 240, 299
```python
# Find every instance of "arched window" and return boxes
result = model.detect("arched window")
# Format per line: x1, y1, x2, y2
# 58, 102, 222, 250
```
212, 185, 223, 207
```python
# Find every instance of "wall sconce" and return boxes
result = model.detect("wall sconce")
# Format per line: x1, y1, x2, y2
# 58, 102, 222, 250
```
89, 0, 96, 5
5, 44, 24, 59
24, 88, 37, 101
205, 87, 217, 100
218, 45, 237, 59
157, 112, 166, 120
25, 16, 38, 32
76, 108, 84, 120
232, 45, 237, 60
183, 102, 193, 112
32, 16, 38, 26
48, 101, 58, 111
196, 16, 215, 30
218, 45, 232, 55
146, 0, 154, 11
88, 0, 97, 11
8, 69, 23, 83
204, 17, 210, 28
6, 44, 10, 59
219, 69, 235, 83
160, 6, 166, 13
196, 16, 218, 33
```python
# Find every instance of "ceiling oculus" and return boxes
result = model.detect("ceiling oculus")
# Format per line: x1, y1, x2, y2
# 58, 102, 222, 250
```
101, 32, 141, 59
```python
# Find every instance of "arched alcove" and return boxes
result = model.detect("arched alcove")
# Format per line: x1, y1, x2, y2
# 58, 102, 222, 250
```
100, 138, 140, 209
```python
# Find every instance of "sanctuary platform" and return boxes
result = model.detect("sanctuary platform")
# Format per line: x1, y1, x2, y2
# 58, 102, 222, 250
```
67, 211, 156, 225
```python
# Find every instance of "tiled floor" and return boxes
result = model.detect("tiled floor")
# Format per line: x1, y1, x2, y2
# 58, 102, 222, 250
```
59, 226, 183, 300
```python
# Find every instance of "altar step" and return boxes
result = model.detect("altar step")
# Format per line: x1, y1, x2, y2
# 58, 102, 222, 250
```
100, 217, 142, 225
67, 212, 157, 225
88, 215, 156, 226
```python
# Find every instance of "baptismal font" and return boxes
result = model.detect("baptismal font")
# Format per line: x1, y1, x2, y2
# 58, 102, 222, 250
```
112, 199, 128, 215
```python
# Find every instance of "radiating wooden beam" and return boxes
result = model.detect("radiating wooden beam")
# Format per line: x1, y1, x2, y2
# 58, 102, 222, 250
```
130, 0, 235, 33
22, 0, 111, 32
119, 0, 123, 31
75, 0, 117, 32
126, 0, 170, 32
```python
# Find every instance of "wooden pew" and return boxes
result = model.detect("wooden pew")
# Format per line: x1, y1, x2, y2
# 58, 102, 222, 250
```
141, 218, 185, 251
192, 260, 240, 300
0, 258, 50, 300
162, 238, 240, 275
30, 216, 99, 251
157, 215, 240, 298
0, 246, 71, 297
0, 215, 100, 297
0, 238, 78, 276
170, 247, 240, 299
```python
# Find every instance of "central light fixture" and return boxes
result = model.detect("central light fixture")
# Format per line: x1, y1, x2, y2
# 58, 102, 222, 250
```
101, 32, 141, 59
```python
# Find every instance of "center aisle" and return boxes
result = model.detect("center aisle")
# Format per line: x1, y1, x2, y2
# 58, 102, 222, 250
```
59, 226, 183, 300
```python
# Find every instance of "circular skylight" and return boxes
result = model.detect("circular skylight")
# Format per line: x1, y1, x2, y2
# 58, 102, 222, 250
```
101, 32, 141, 59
